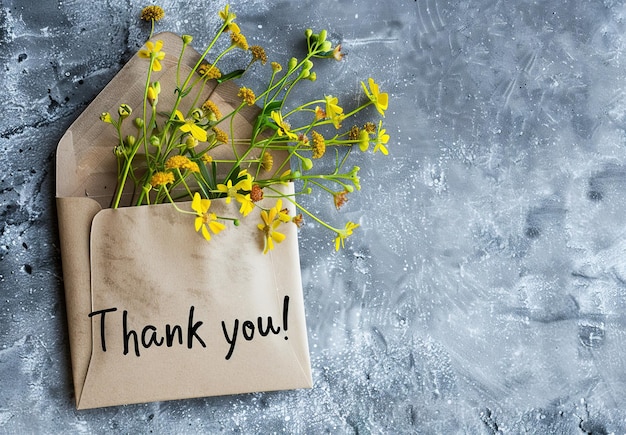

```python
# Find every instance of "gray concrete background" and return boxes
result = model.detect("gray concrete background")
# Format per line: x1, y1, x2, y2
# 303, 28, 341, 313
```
2, 0, 626, 432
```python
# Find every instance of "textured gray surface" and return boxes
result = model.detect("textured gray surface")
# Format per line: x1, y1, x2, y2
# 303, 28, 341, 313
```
2, 0, 626, 432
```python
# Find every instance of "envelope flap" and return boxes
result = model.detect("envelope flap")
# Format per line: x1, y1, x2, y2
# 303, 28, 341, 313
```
55, 32, 280, 206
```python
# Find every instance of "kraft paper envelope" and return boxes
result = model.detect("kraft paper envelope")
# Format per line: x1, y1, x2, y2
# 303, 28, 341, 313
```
56, 32, 312, 410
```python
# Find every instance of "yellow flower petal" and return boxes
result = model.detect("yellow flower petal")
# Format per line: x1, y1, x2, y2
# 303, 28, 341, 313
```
192, 192, 202, 213
239, 199, 254, 216
189, 123, 207, 142
271, 231, 286, 244
201, 198, 211, 214
362, 78, 388, 117
209, 221, 226, 234
201, 225, 211, 241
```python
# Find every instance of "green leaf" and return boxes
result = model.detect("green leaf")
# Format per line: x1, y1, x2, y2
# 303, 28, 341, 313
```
216, 69, 246, 83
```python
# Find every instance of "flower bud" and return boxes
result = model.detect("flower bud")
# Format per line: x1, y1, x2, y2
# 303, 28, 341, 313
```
134, 117, 144, 128
191, 108, 203, 120
318, 29, 327, 43
301, 158, 313, 171
304, 29, 312, 39
233, 219, 240, 226
288, 57, 297, 71
182, 34, 193, 44
100, 112, 112, 123
114, 145, 124, 157
147, 87, 158, 105
307, 72, 317, 82
185, 136, 198, 148
125, 135, 136, 147
320, 41, 332, 52
150, 135, 161, 147
118, 104, 132, 118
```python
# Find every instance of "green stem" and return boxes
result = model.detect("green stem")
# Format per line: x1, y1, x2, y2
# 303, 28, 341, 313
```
266, 186, 340, 234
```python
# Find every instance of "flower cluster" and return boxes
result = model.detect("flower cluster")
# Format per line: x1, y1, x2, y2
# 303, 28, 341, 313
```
102, 4, 390, 253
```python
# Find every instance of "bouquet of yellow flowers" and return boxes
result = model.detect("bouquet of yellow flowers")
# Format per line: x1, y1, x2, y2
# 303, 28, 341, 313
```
102, 4, 390, 253
54, 4, 390, 409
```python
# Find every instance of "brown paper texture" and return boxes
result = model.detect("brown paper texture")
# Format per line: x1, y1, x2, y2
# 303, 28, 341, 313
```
56, 32, 311, 409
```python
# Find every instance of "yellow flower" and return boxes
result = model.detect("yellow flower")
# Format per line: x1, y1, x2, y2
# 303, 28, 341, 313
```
324, 95, 344, 129
202, 99, 222, 120
311, 131, 326, 159
257, 199, 291, 254
150, 171, 174, 188
216, 170, 254, 215
202, 154, 213, 164
374, 121, 389, 155
217, 179, 237, 203
238, 87, 256, 106
361, 78, 388, 117
270, 111, 298, 140
138, 40, 166, 72
261, 151, 273, 172
197, 63, 222, 80
165, 155, 190, 169
230, 31, 249, 50
334, 221, 360, 251
165, 155, 200, 173
363, 122, 376, 133
140, 5, 165, 21
250, 45, 267, 64
219, 4, 236, 25
271, 61, 282, 72
175, 110, 207, 142
192, 193, 226, 241
348, 125, 360, 140
237, 169, 254, 191
238, 194, 254, 216
212, 126, 228, 143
